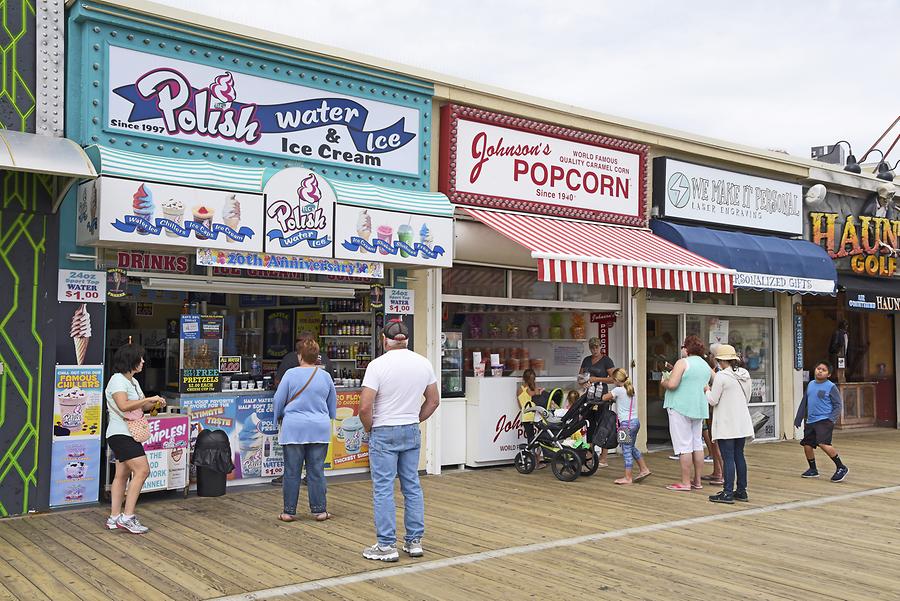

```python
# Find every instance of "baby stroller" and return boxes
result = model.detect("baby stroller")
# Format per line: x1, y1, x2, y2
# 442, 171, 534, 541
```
514, 392, 603, 482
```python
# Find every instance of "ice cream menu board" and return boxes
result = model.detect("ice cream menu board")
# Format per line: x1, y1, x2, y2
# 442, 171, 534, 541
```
49, 438, 102, 507
329, 389, 369, 470
334, 205, 453, 267
49, 366, 104, 507
76, 176, 264, 252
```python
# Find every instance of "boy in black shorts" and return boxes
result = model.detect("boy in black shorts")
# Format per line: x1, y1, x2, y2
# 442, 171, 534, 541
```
793, 361, 848, 482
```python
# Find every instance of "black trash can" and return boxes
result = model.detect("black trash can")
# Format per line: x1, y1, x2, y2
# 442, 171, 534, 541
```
192, 429, 234, 497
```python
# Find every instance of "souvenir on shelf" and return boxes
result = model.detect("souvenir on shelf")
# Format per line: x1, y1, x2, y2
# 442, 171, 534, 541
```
549, 313, 563, 339
487, 318, 502, 339
505, 317, 520, 339
526, 319, 541, 339
468, 314, 483, 339
570, 313, 586, 340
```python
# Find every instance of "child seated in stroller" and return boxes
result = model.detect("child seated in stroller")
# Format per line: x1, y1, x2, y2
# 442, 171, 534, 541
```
516, 385, 603, 481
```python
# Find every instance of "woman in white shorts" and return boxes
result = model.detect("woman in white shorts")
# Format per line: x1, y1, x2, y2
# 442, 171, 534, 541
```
661, 335, 714, 491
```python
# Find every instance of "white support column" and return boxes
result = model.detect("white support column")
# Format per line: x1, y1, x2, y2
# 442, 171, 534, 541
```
411, 267, 442, 474
632, 288, 648, 452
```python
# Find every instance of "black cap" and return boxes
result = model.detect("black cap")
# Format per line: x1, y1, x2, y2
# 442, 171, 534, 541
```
383, 319, 408, 341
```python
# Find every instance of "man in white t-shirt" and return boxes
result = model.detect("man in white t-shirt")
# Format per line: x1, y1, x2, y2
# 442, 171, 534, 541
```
359, 319, 439, 562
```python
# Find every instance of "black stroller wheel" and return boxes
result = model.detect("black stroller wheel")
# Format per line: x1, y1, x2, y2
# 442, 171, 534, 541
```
581, 448, 600, 477
551, 448, 582, 482
514, 450, 536, 474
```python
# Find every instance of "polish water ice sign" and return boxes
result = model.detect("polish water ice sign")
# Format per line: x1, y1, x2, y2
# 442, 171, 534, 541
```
263, 168, 335, 258
107, 46, 421, 175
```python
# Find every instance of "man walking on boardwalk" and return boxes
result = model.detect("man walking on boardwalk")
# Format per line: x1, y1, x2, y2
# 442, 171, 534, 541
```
359, 319, 440, 562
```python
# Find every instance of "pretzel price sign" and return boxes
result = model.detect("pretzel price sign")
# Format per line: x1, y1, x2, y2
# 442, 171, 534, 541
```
218, 356, 242, 374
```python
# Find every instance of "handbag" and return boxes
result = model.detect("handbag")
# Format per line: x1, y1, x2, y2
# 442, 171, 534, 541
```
616, 394, 635, 445
126, 415, 151, 443
278, 367, 319, 424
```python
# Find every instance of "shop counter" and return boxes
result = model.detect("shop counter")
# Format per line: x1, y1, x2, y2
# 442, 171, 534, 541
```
440, 397, 467, 468
104, 413, 191, 497
167, 387, 370, 486
465, 376, 577, 467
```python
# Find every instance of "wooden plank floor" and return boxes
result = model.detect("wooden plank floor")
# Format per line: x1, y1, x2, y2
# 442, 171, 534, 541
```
1, 429, 898, 600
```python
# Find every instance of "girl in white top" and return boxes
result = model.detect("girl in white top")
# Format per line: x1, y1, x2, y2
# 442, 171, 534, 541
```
602, 368, 651, 485
104, 343, 165, 534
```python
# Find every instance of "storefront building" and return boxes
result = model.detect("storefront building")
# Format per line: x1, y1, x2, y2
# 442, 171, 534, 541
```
801, 176, 899, 429
435, 105, 738, 468
649, 158, 837, 445
52, 0, 451, 508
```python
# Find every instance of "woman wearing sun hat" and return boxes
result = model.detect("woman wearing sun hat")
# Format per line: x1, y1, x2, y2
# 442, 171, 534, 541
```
705, 344, 754, 504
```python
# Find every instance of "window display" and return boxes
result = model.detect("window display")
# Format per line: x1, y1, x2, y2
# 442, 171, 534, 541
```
686, 315, 776, 439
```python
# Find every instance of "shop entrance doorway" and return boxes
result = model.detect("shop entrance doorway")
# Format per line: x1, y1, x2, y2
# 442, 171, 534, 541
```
646, 314, 681, 447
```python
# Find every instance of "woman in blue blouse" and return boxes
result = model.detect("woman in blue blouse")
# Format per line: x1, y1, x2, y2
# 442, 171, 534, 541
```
274, 339, 337, 522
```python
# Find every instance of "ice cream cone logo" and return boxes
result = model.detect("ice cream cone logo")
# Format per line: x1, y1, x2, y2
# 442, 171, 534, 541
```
298, 174, 321, 214
132, 184, 155, 235
70, 304, 92, 366
223, 195, 242, 243
210, 72, 236, 109
356, 210, 372, 252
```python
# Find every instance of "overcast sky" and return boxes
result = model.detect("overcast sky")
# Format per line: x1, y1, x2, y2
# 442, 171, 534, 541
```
152, 0, 900, 162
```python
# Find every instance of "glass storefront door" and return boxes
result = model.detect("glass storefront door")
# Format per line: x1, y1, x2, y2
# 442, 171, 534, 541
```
646, 312, 778, 445
686, 315, 777, 440
646, 314, 681, 446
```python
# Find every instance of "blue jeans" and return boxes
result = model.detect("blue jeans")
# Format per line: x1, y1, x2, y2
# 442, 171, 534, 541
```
618, 419, 643, 469
717, 437, 747, 495
369, 424, 424, 547
282, 443, 328, 515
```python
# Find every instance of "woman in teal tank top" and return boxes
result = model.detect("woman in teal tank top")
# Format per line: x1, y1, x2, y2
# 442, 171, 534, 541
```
661, 336, 713, 491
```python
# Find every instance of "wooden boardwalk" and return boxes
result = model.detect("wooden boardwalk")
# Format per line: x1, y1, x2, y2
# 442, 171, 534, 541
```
1, 429, 898, 600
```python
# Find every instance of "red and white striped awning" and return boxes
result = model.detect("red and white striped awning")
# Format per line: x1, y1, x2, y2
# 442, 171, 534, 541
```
462, 208, 735, 293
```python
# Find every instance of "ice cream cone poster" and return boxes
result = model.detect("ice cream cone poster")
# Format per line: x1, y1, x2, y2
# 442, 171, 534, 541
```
264, 168, 335, 258
56, 302, 104, 366
334, 205, 453, 267
53, 366, 102, 440
91, 176, 264, 251
329, 390, 369, 470
235, 395, 281, 478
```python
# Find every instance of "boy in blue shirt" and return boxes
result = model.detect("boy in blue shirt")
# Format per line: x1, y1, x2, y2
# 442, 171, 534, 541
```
794, 361, 848, 482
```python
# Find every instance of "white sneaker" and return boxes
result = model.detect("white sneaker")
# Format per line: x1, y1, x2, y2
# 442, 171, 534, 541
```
362, 543, 399, 562
116, 515, 149, 534
106, 515, 120, 530
402, 539, 424, 557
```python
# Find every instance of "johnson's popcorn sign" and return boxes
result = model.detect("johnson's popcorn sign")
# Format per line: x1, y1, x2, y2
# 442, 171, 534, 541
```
440, 105, 647, 226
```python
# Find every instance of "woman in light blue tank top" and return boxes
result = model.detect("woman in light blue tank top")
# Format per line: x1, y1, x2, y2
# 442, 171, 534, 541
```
661, 336, 713, 491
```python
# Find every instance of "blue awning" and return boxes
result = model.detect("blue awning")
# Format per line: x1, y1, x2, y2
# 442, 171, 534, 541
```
85, 145, 266, 193
651, 220, 837, 295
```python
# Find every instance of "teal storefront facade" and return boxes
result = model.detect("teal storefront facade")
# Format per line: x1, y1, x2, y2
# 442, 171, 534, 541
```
50, 0, 439, 510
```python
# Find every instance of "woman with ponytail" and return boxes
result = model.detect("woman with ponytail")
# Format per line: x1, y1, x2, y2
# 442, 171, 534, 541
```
603, 368, 651, 484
